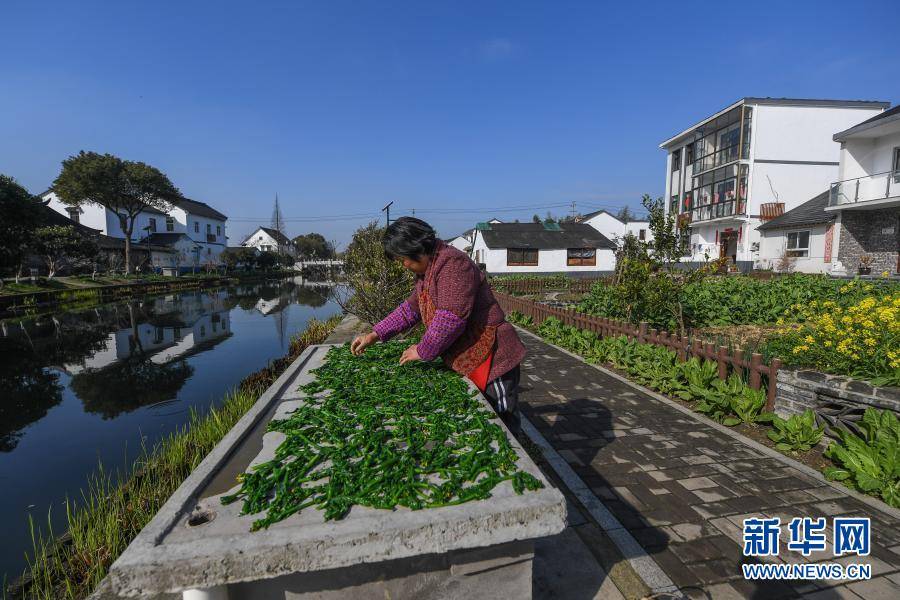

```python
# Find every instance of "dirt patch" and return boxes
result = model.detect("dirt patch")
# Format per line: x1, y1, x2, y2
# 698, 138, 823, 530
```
693, 323, 781, 351
733, 423, 833, 472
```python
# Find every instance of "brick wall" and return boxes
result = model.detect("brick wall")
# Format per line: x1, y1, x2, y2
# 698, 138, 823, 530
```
837, 207, 899, 274
775, 369, 900, 440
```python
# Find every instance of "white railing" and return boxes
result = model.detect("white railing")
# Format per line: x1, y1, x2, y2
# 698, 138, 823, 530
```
829, 170, 900, 206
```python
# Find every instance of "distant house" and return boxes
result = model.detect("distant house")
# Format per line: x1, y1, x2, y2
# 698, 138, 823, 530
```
756, 191, 835, 273
447, 218, 502, 254
134, 232, 202, 271
42, 191, 228, 265
469, 221, 616, 274
578, 210, 652, 246
241, 226, 296, 257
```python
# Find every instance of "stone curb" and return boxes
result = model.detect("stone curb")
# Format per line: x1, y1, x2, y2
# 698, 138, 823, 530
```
513, 325, 900, 522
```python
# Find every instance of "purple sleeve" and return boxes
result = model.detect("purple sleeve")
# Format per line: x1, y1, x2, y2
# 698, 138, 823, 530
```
416, 309, 467, 362
373, 301, 420, 341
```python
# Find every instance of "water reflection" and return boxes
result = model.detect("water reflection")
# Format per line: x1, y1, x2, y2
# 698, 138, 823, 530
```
0, 278, 332, 445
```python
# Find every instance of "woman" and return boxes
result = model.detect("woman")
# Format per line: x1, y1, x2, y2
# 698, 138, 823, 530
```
351, 217, 527, 433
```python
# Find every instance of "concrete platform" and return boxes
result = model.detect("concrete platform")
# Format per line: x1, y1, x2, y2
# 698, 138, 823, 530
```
107, 343, 565, 598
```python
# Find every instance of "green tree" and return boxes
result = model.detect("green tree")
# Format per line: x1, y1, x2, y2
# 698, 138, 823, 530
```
32, 225, 99, 277
333, 221, 413, 324
532, 214, 541, 223
292, 232, 334, 259
615, 205, 635, 223
0, 175, 43, 284
641, 193, 686, 265
53, 152, 180, 274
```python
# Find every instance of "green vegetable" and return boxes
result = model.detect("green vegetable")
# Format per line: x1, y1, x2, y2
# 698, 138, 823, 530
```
767, 409, 824, 453
824, 408, 900, 508
222, 341, 542, 529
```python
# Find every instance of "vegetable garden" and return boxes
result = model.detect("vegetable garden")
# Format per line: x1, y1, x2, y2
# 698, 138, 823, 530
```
223, 341, 543, 529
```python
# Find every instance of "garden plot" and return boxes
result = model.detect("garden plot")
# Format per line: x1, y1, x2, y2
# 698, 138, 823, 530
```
107, 342, 565, 599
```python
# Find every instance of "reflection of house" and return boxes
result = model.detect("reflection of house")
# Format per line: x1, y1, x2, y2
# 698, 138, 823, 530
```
469, 221, 616, 274
241, 227, 296, 256
827, 106, 900, 275
42, 192, 228, 265
660, 98, 888, 270
578, 210, 652, 247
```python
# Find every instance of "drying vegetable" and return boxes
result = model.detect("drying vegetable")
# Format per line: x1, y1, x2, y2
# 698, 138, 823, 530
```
222, 341, 542, 530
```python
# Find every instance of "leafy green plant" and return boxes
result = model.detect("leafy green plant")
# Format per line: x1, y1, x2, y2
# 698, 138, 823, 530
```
222, 341, 542, 528
767, 410, 824, 452
824, 408, 900, 508
721, 380, 774, 426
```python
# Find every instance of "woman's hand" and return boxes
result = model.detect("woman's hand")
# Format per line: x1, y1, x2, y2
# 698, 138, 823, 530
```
399, 344, 421, 365
350, 332, 379, 356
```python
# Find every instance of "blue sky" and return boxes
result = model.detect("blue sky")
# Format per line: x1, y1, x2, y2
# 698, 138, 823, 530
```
1, 0, 896, 246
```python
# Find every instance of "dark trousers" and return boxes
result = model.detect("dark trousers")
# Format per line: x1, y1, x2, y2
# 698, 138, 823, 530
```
482, 365, 522, 436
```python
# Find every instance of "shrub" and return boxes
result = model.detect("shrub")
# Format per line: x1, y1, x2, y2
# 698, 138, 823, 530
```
824, 408, 900, 508
765, 293, 900, 386
767, 410, 824, 453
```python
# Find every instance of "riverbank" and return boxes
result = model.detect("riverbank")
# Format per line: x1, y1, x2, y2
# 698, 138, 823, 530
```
9, 313, 344, 600
0, 270, 297, 319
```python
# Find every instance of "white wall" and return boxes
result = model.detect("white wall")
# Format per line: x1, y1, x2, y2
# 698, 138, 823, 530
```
242, 228, 295, 257
472, 236, 615, 273
582, 212, 624, 243
756, 224, 831, 273
840, 131, 900, 181
624, 221, 653, 244
748, 162, 837, 212
43, 192, 108, 231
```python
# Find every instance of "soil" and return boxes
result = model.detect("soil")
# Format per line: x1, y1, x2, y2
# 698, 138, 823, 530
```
693, 323, 781, 352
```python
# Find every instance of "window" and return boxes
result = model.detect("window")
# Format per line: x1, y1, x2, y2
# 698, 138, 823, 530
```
786, 230, 810, 257
685, 143, 694, 164
690, 106, 747, 175
507, 248, 538, 266
671, 149, 681, 171
194, 221, 199, 233
206, 223, 211, 234
567, 248, 596, 266
148, 217, 157, 232
207, 247, 211, 255
216, 225, 221, 236
670, 194, 679, 215
66, 207, 80, 223
166, 216, 175, 232
638, 229, 647, 241
893, 147, 900, 183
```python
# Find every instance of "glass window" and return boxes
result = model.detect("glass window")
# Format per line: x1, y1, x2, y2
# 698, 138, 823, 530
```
194, 221, 199, 233
148, 217, 157, 232
166, 216, 175, 231
206, 223, 211, 234
567, 248, 596, 266
638, 229, 646, 241
216, 225, 221, 236
670, 194, 679, 215
507, 248, 538, 266
671, 149, 681, 171
893, 147, 900, 183
685, 143, 694, 164
786, 231, 810, 257
67, 208, 80, 223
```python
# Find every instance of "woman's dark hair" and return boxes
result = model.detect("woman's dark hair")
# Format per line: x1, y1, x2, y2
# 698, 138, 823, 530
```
382, 217, 437, 260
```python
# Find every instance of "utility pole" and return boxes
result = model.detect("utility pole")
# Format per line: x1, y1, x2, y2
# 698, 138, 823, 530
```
382, 201, 394, 226
570, 201, 577, 221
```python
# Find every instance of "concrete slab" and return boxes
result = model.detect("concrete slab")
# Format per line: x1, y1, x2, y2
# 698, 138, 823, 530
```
108, 344, 565, 597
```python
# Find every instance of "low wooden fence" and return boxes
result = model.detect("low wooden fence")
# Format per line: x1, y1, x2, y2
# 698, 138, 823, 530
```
495, 292, 782, 410
490, 277, 605, 295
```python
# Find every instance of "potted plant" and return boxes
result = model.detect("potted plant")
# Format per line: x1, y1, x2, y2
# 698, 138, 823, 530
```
858, 254, 873, 275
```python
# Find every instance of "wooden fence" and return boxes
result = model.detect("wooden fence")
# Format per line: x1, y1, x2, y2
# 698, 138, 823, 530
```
495, 291, 783, 410
490, 277, 605, 295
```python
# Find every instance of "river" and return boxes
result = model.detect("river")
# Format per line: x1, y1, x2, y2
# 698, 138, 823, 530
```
0, 278, 343, 581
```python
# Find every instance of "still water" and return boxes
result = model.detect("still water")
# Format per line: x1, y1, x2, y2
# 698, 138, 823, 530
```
0, 278, 342, 580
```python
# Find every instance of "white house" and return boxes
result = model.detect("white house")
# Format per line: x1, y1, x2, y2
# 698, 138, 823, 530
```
447, 218, 502, 254
469, 221, 616, 274
660, 97, 888, 270
241, 226, 296, 257
827, 105, 900, 275
579, 210, 652, 246
42, 192, 228, 266
756, 191, 835, 273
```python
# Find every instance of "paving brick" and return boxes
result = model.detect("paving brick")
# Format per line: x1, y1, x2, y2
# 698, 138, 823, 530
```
846, 577, 900, 600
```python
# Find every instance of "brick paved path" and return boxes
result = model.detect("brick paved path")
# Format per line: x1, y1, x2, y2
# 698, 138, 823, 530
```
516, 329, 900, 599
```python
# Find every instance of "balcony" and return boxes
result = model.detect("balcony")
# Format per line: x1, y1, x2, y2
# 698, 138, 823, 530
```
829, 171, 900, 209
688, 198, 747, 224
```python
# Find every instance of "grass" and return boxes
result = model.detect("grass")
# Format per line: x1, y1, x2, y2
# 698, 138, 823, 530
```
12, 314, 343, 600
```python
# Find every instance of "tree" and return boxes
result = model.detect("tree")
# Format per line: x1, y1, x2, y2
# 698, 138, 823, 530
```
255, 251, 280, 271
532, 214, 541, 223
615, 206, 635, 223
221, 247, 256, 271
32, 225, 99, 277
271, 194, 286, 235
641, 194, 686, 264
53, 151, 180, 274
292, 232, 334, 260
332, 221, 413, 324
0, 175, 43, 284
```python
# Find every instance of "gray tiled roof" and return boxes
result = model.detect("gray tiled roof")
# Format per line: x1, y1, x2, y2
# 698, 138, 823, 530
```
757, 191, 834, 231
173, 197, 227, 220
479, 222, 616, 250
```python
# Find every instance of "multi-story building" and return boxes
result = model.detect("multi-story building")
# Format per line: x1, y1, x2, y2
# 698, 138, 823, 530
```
659, 98, 888, 270
828, 106, 900, 275
42, 191, 228, 266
